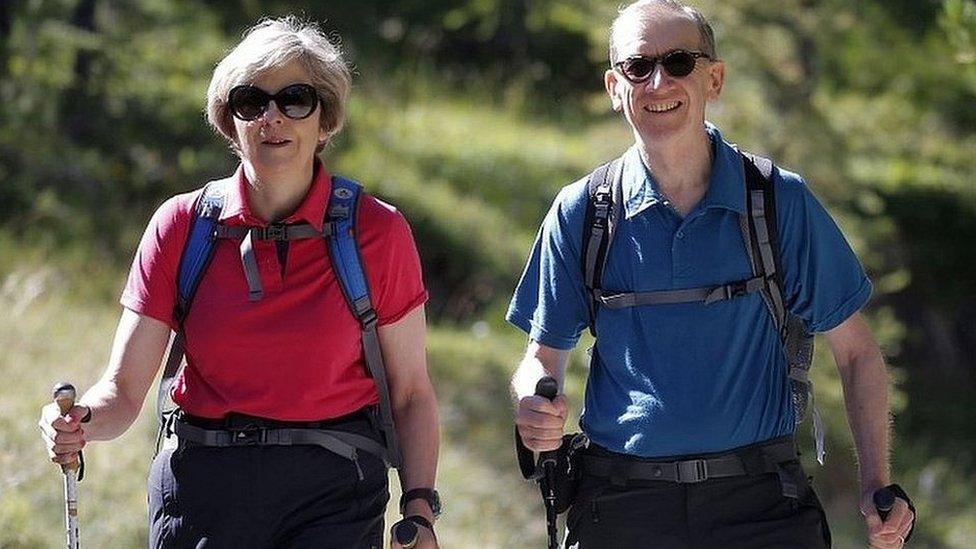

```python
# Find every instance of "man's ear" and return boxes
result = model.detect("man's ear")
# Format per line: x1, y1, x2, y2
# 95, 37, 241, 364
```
706, 60, 726, 100
605, 69, 624, 112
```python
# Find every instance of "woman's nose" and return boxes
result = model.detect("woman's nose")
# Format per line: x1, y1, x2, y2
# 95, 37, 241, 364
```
261, 100, 286, 124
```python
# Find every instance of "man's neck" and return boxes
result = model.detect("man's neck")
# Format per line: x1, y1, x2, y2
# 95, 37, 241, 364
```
242, 160, 315, 224
636, 127, 713, 216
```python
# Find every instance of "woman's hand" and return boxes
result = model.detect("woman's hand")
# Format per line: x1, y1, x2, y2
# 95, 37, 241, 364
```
38, 402, 90, 466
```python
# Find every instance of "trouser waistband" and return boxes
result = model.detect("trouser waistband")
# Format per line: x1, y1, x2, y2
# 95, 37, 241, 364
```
166, 409, 391, 475
580, 436, 798, 485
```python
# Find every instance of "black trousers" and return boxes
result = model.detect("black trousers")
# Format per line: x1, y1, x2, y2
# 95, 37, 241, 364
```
565, 451, 831, 549
148, 415, 389, 549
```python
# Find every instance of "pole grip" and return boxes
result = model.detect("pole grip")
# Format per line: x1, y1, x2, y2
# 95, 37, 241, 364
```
874, 487, 895, 521
535, 377, 558, 401
53, 382, 77, 415
534, 376, 559, 466
52, 382, 81, 472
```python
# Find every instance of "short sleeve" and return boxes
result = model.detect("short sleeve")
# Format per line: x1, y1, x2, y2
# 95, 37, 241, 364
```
358, 196, 428, 326
775, 169, 872, 333
506, 182, 591, 350
120, 193, 196, 330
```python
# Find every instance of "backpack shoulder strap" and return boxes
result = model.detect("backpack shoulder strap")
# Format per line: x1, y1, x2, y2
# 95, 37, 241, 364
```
740, 151, 788, 335
326, 176, 402, 469
740, 152, 826, 464
157, 179, 228, 430
582, 156, 624, 336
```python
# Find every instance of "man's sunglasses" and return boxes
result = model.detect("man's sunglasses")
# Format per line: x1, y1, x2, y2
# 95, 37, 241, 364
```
613, 50, 712, 83
228, 83, 321, 121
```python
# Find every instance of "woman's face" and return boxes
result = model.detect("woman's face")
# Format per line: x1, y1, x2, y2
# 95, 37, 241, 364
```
231, 59, 326, 176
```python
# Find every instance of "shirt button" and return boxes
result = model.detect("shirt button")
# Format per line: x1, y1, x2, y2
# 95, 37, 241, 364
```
676, 231, 685, 239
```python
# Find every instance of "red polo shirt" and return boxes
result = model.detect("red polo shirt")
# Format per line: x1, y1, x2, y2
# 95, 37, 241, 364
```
121, 163, 427, 421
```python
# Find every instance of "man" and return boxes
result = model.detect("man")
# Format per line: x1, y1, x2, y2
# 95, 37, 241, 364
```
508, 1, 915, 547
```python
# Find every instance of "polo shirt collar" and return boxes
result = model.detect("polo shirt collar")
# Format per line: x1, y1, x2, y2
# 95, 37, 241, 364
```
621, 122, 746, 219
219, 160, 333, 232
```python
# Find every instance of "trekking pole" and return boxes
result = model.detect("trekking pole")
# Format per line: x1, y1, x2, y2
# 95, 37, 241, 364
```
535, 376, 560, 549
873, 487, 895, 521
52, 382, 81, 549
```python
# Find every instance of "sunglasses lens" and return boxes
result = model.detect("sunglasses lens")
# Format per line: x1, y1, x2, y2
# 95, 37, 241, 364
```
662, 51, 697, 77
623, 57, 656, 81
276, 84, 319, 120
229, 86, 269, 121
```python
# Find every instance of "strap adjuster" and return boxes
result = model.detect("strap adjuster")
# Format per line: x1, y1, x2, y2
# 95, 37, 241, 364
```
230, 425, 266, 445
262, 225, 287, 241
676, 459, 709, 483
727, 281, 748, 299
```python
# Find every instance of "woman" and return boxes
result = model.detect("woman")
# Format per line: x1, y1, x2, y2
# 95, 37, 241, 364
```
38, 17, 440, 548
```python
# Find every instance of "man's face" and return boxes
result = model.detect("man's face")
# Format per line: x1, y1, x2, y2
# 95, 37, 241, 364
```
605, 8, 724, 146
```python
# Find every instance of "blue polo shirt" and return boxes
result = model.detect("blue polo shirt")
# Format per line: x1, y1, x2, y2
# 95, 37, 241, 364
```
506, 123, 872, 458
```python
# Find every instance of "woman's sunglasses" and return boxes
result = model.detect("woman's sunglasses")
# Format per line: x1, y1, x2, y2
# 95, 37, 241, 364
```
613, 50, 712, 83
228, 83, 320, 121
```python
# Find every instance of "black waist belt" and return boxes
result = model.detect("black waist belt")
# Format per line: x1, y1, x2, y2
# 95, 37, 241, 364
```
580, 437, 797, 484
172, 417, 389, 477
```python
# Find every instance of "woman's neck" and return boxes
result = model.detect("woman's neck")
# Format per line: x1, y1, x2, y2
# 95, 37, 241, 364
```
242, 160, 315, 223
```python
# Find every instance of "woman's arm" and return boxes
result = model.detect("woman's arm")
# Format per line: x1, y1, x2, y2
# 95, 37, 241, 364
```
377, 305, 439, 522
39, 308, 171, 463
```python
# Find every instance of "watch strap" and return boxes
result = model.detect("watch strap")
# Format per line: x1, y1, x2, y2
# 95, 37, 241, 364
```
400, 487, 440, 516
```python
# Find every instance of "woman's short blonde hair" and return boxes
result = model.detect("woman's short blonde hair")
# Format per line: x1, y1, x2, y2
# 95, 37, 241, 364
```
206, 16, 351, 154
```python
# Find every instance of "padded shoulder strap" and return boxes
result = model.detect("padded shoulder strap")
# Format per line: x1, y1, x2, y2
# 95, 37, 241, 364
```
326, 177, 374, 323
326, 176, 402, 468
582, 156, 625, 336
740, 152, 788, 335
157, 179, 228, 428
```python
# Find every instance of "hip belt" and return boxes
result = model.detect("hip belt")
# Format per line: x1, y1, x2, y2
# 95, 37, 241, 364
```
580, 437, 800, 494
167, 410, 389, 479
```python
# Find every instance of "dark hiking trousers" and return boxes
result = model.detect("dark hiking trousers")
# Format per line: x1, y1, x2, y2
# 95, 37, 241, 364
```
148, 413, 389, 549
565, 441, 832, 549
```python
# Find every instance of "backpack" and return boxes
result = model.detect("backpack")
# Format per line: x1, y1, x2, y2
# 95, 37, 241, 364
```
581, 150, 825, 464
154, 175, 402, 468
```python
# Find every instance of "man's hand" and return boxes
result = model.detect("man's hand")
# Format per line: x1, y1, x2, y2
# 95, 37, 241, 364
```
515, 394, 568, 452
861, 491, 915, 548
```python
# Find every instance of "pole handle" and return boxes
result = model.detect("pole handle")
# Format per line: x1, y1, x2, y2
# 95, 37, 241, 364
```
52, 382, 81, 472
874, 487, 895, 521
535, 377, 558, 401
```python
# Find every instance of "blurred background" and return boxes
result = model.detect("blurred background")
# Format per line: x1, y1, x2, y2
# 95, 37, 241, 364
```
1, 0, 974, 547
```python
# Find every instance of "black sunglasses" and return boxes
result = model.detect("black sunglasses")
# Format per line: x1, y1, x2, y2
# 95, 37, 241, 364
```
614, 50, 711, 83
228, 83, 321, 121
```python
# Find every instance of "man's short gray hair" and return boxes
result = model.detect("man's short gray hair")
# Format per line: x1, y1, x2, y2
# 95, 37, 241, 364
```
609, 0, 717, 64
206, 16, 351, 154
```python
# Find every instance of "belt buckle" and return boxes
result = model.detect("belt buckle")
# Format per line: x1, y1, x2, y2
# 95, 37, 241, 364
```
230, 424, 265, 445
676, 459, 709, 483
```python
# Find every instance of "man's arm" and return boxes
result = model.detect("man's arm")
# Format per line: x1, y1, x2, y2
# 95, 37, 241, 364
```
512, 340, 571, 452
824, 311, 914, 547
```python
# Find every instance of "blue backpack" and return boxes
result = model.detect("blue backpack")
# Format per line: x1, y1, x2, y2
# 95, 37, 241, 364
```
155, 175, 401, 468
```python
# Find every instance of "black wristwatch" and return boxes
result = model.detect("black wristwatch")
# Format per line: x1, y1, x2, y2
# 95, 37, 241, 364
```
399, 488, 442, 519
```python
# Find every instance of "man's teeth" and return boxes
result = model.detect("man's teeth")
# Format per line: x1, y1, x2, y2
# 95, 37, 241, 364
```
646, 101, 680, 113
